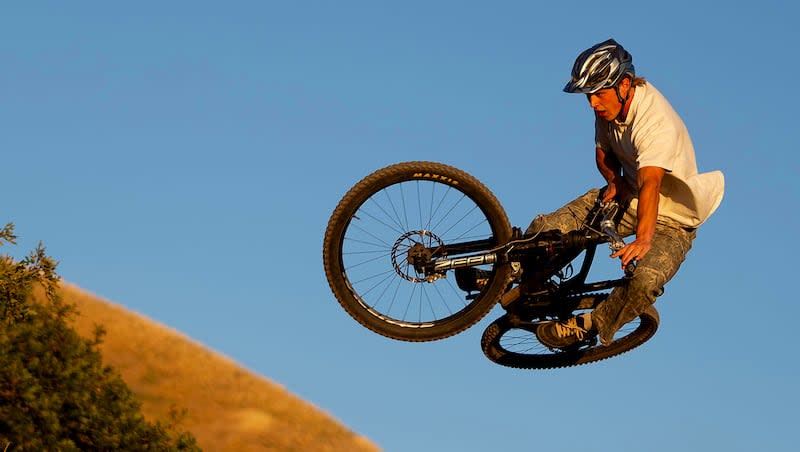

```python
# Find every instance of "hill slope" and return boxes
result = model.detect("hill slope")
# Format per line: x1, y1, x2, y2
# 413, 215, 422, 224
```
59, 283, 379, 452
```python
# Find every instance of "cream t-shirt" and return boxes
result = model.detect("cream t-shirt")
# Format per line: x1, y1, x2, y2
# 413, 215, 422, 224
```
595, 82, 724, 228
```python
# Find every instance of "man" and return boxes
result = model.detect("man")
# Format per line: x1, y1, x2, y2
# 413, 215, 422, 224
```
534, 39, 724, 348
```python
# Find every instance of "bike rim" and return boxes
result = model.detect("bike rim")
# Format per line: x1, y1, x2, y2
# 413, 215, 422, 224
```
339, 178, 501, 328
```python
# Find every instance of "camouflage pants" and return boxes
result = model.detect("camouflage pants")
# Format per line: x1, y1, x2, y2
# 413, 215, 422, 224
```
526, 188, 696, 346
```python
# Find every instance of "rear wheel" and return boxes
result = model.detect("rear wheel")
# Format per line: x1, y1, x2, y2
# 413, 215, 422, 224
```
481, 305, 660, 369
323, 161, 512, 342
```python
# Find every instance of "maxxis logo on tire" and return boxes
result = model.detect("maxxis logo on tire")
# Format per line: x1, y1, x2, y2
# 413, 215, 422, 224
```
412, 172, 460, 185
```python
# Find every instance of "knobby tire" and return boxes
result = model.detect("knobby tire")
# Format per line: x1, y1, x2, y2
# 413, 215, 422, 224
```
323, 161, 513, 342
481, 306, 660, 369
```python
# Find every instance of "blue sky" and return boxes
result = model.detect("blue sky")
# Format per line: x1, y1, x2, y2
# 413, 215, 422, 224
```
3, 2, 798, 451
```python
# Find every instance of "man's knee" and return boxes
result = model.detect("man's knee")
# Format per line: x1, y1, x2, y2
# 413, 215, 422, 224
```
526, 188, 601, 235
627, 266, 666, 304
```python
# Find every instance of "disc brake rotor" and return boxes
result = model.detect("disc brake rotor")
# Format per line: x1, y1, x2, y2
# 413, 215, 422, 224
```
391, 230, 444, 282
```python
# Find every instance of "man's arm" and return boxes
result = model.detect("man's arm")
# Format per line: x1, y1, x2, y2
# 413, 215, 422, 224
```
595, 146, 627, 203
611, 165, 666, 267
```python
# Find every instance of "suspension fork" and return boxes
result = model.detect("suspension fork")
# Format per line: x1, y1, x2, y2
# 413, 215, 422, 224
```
422, 229, 562, 274
406, 237, 504, 276
431, 253, 500, 272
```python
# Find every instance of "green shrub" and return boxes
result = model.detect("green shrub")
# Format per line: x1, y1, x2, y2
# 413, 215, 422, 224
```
0, 223, 200, 451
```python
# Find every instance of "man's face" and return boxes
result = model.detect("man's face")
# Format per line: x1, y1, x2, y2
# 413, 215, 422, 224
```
586, 87, 622, 121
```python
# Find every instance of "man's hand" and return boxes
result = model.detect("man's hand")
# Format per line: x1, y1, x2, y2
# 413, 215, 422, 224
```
611, 238, 652, 268
602, 176, 629, 204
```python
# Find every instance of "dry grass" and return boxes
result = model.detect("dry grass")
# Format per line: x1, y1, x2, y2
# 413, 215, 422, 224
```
58, 283, 380, 452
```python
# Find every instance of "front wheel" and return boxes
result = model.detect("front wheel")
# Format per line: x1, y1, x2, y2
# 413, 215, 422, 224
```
323, 161, 513, 342
481, 305, 660, 369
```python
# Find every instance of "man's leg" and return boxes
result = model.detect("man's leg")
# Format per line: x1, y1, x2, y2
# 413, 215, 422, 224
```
526, 188, 601, 235
591, 223, 696, 345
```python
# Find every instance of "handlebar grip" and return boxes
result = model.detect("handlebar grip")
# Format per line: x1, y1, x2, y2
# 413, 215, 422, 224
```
624, 259, 637, 278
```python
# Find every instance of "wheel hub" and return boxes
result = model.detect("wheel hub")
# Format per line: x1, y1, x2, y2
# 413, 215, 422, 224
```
391, 230, 445, 282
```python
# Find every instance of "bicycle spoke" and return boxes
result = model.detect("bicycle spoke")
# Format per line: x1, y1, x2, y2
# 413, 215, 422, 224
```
341, 179, 496, 325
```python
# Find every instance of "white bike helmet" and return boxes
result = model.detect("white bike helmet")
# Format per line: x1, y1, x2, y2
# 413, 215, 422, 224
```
563, 39, 635, 94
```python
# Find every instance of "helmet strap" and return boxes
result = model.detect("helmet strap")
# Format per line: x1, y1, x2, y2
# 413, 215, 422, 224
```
613, 79, 631, 121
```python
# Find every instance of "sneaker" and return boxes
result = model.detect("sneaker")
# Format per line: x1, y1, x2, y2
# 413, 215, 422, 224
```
536, 314, 593, 349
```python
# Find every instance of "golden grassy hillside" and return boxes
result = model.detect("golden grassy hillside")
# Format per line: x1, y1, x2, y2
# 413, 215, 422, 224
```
58, 283, 380, 452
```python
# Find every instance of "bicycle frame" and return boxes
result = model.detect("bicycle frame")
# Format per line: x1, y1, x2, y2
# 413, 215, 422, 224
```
412, 201, 633, 314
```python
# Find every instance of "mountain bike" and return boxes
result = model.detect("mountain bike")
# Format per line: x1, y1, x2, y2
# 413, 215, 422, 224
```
322, 161, 659, 369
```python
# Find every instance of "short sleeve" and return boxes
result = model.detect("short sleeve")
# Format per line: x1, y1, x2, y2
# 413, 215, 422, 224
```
634, 121, 679, 172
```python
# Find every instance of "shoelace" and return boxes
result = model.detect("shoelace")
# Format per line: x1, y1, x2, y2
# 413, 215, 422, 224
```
552, 317, 587, 341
